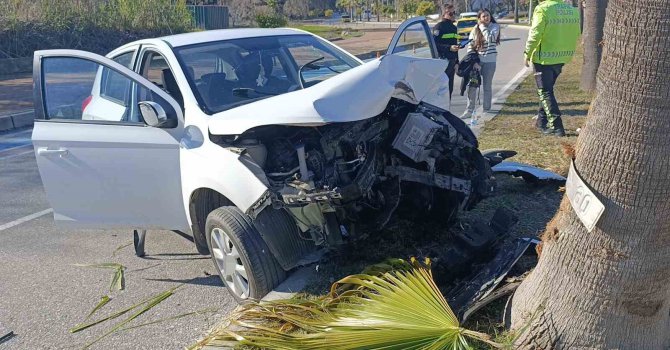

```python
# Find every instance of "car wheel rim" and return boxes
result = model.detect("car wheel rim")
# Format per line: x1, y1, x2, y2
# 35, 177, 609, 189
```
210, 227, 250, 299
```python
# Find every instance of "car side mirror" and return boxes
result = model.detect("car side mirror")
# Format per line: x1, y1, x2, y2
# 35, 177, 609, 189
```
138, 101, 169, 127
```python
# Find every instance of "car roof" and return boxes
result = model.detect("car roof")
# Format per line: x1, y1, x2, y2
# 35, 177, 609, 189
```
159, 28, 309, 47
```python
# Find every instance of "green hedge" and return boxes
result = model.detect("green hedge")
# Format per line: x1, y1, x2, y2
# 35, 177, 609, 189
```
0, 0, 193, 58
255, 13, 288, 28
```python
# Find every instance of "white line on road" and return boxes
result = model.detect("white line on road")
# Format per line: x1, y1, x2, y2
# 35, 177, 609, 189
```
0, 144, 32, 156
492, 66, 532, 105
0, 209, 53, 232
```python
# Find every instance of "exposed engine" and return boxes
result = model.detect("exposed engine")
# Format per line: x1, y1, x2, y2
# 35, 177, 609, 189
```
213, 100, 494, 246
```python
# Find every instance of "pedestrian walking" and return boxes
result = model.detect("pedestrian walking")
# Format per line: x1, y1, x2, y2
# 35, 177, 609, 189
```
524, 0, 581, 137
432, 5, 460, 102
461, 8, 500, 121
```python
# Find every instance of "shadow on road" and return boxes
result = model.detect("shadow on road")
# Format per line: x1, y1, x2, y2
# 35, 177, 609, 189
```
145, 275, 222, 287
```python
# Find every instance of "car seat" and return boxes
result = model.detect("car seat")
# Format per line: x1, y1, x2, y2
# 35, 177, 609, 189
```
161, 69, 184, 109
201, 72, 237, 108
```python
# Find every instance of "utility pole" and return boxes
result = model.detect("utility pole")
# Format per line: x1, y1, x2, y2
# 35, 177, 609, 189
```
528, 0, 533, 23
514, 0, 519, 23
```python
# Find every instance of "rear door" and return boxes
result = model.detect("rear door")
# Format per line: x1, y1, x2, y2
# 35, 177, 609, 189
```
32, 49, 189, 230
387, 16, 438, 59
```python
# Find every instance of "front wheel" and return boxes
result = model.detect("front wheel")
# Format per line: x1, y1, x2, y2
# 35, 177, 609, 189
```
205, 206, 286, 302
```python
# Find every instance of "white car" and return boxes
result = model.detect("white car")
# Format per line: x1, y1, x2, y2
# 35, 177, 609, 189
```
32, 17, 493, 301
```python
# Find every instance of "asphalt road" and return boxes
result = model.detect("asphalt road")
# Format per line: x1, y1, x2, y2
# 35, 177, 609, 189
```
0, 25, 528, 350
0, 130, 237, 349
450, 25, 530, 119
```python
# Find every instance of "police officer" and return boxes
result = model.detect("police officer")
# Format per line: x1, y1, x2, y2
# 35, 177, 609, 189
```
524, 0, 581, 136
433, 5, 460, 100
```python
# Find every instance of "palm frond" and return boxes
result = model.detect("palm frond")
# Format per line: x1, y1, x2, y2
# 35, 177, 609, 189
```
206, 257, 500, 350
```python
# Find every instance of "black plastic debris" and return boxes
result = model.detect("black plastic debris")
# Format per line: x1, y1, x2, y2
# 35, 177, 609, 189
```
0, 323, 14, 344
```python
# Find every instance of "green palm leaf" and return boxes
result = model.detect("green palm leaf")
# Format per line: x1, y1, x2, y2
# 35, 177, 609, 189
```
207, 258, 500, 350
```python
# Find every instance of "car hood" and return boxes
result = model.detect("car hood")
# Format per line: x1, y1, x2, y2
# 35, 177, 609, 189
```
208, 54, 450, 136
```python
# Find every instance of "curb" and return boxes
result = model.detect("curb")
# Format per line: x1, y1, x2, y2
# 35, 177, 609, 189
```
504, 24, 531, 30
0, 110, 35, 132
197, 265, 315, 350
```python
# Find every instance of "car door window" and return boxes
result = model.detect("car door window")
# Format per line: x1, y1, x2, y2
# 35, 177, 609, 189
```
392, 22, 433, 58
388, 18, 438, 59
140, 51, 183, 108
40, 56, 177, 125
100, 52, 135, 105
112, 51, 135, 69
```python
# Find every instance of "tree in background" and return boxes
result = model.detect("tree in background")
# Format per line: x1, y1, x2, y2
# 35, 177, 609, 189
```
580, 0, 608, 91
510, 0, 670, 348
284, 0, 311, 18
416, 1, 435, 15
397, 0, 419, 18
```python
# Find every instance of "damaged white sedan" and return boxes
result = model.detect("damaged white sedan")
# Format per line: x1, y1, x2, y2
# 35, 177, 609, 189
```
32, 18, 495, 301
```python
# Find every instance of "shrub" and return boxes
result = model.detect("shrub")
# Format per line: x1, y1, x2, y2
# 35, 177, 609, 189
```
255, 12, 288, 28
0, 0, 193, 58
416, 1, 435, 16
325, 9, 334, 17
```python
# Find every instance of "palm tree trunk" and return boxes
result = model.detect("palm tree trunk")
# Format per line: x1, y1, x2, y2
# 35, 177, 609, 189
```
510, 0, 670, 348
580, 0, 608, 91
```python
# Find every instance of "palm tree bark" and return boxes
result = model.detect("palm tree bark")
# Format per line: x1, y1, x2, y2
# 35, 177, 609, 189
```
510, 0, 670, 348
580, 0, 608, 91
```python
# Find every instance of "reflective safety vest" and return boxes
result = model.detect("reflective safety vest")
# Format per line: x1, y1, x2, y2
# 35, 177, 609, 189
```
524, 0, 581, 65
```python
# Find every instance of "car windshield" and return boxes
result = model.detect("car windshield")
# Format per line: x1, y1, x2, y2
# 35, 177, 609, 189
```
174, 34, 360, 114
458, 20, 477, 29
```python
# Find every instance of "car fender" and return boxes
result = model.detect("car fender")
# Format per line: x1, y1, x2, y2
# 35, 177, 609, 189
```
180, 140, 271, 228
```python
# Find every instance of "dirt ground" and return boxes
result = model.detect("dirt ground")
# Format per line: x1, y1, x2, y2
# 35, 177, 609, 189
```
0, 73, 33, 115
0, 30, 395, 116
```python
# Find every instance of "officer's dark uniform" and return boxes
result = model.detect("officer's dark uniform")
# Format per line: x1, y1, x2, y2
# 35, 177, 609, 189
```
433, 20, 459, 99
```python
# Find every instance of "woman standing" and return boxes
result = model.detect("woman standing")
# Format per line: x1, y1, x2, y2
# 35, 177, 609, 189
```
461, 9, 500, 121
432, 5, 460, 101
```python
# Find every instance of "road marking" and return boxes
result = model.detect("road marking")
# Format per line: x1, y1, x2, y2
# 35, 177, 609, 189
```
0, 148, 34, 160
492, 66, 532, 105
0, 209, 53, 232
0, 143, 32, 155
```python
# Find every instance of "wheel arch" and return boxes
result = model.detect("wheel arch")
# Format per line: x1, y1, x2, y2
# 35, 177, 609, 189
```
189, 187, 234, 255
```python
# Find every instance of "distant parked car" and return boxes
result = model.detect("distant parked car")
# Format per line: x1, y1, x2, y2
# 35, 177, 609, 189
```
496, 10, 509, 19
456, 16, 478, 42
32, 18, 493, 302
458, 11, 478, 19
341, 13, 351, 22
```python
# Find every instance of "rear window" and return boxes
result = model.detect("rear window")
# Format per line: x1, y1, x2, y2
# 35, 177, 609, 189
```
458, 20, 477, 29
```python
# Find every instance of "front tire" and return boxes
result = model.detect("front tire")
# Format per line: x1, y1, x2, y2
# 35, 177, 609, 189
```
205, 206, 286, 302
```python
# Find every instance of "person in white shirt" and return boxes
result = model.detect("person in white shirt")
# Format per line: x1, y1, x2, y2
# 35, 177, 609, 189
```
461, 8, 501, 120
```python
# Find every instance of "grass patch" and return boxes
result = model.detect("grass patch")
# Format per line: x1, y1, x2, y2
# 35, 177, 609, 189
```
479, 45, 592, 176
291, 24, 363, 40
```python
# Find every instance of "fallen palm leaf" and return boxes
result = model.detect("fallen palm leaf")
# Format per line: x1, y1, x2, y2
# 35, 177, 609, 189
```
85, 295, 111, 321
74, 263, 126, 291
82, 285, 181, 349
70, 284, 182, 334
207, 257, 501, 350
112, 241, 133, 257
119, 307, 218, 331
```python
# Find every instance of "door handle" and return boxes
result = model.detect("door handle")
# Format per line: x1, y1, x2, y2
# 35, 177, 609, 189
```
37, 147, 69, 157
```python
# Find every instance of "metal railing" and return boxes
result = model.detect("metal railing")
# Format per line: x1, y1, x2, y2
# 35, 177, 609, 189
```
187, 5, 229, 30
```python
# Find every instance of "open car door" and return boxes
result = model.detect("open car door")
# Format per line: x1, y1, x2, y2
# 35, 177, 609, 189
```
387, 16, 439, 59
32, 50, 189, 230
